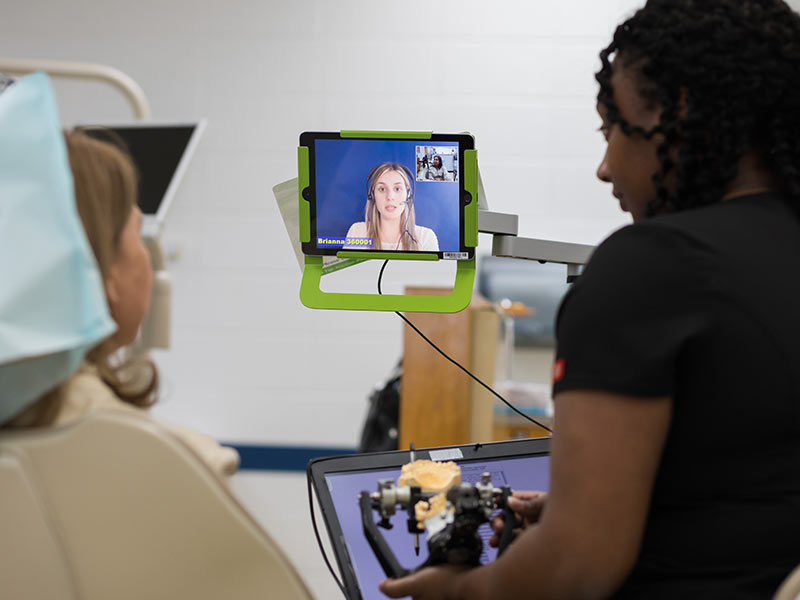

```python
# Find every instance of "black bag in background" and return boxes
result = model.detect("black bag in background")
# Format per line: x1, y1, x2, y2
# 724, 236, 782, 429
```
358, 361, 402, 453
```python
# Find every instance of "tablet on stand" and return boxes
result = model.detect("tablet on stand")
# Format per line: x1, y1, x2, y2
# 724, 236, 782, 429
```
298, 131, 478, 313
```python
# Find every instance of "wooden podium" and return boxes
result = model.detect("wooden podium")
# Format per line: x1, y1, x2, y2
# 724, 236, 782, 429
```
399, 288, 501, 449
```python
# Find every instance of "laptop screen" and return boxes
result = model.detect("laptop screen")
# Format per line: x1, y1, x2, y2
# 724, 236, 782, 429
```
312, 440, 550, 600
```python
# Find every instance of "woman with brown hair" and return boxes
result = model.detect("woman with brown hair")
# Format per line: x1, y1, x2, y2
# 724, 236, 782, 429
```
3, 125, 237, 477
343, 162, 439, 251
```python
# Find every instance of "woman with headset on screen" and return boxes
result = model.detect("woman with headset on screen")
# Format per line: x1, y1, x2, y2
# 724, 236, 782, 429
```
380, 0, 800, 598
343, 162, 439, 251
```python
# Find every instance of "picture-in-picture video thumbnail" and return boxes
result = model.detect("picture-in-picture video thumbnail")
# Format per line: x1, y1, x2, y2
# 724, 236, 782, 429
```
416, 145, 458, 182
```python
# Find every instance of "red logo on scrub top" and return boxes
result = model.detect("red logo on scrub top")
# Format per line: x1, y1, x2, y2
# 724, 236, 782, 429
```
553, 359, 566, 383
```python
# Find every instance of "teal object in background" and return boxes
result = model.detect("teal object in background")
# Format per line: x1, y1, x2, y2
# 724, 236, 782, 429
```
0, 72, 116, 422
297, 131, 477, 313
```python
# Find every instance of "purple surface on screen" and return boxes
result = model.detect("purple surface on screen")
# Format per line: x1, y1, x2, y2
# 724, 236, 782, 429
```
324, 455, 550, 600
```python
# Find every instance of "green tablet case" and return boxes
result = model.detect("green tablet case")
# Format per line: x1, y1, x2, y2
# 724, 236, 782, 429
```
298, 131, 476, 312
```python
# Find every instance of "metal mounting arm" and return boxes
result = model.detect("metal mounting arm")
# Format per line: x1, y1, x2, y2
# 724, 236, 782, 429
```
478, 209, 596, 282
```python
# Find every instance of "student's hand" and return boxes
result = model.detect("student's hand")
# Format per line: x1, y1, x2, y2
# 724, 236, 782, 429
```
379, 565, 466, 600
488, 490, 548, 548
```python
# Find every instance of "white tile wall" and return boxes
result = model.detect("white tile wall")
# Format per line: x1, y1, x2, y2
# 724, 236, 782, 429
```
3, 0, 651, 449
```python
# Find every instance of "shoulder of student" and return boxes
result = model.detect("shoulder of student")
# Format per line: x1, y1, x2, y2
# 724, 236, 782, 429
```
416, 225, 439, 251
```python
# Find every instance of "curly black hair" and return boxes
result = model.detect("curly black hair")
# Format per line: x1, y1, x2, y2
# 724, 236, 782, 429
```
596, 0, 800, 216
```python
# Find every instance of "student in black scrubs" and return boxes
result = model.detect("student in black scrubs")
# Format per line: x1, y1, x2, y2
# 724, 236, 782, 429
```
381, 0, 800, 598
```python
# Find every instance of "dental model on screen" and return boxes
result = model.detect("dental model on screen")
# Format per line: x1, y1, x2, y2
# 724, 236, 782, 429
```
359, 457, 518, 579
343, 162, 439, 251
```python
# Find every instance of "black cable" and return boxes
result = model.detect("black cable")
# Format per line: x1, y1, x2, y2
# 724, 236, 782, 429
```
306, 461, 348, 599
378, 260, 553, 434
308, 259, 553, 597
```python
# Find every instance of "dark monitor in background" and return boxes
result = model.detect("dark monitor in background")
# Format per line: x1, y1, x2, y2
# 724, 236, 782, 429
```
80, 120, 206, 235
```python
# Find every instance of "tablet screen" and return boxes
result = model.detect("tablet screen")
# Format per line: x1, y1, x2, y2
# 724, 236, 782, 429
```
300, 133, 475, 259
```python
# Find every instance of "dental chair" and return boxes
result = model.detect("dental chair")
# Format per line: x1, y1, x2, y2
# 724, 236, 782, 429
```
0, 409, 314, 600
775, 564, 800, 600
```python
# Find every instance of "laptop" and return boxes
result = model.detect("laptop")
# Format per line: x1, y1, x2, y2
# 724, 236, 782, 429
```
308, 437, 551, 600
79, 120, 206, 238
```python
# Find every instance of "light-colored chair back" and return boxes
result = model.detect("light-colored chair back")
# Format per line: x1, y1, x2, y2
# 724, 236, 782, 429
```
775, 564, 800, 600
0, 410, 314, 600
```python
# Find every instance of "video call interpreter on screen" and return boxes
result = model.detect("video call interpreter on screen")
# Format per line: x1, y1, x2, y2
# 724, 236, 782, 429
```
424, 154, 453, 181
343, 162, 439, 251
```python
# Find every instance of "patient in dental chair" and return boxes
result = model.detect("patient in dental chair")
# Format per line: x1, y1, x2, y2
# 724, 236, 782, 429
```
0, 79, 237, 477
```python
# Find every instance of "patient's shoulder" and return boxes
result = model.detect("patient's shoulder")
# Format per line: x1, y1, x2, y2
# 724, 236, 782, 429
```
60, 362, 239, 477
57, 362, 134, 422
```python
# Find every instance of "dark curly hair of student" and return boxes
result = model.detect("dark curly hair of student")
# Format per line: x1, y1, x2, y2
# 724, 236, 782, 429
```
596, 0, 800, 217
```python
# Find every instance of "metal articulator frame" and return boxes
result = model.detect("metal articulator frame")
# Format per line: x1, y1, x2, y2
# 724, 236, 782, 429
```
477, 210, 596, 283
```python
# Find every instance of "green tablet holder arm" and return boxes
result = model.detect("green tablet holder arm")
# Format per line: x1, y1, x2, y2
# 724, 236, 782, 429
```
298, 131, 476, 313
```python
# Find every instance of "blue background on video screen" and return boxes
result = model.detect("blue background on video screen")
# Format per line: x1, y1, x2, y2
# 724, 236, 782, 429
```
314, 139, 460, 251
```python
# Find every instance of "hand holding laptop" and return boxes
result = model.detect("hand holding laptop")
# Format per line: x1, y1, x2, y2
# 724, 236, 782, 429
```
379, 564, 468, 600
379, 490, 549, 599
488, 491, 548, 549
